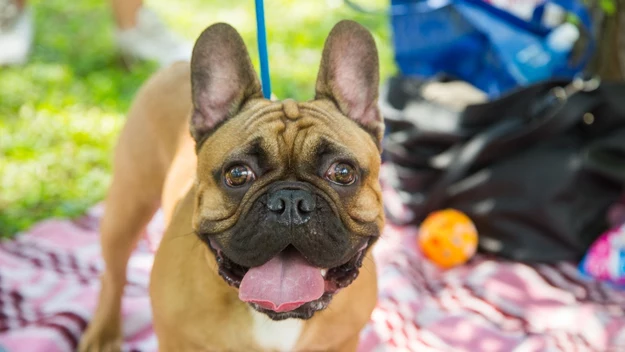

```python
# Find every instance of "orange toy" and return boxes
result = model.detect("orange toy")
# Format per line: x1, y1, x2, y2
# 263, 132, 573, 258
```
418, 209, 478, 269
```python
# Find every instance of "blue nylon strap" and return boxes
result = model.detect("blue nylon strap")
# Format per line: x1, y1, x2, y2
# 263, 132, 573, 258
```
532, 0, 594, 36
255, 0, 272, 99
531, 0, 596, 72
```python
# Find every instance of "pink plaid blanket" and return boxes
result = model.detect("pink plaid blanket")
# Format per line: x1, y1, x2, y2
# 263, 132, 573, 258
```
2, 202, 625, 351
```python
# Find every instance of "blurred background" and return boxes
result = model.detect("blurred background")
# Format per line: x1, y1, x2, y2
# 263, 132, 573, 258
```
0, 0, 394, 236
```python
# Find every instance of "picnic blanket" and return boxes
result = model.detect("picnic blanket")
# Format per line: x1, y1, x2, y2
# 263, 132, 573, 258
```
2, 192, 625, 351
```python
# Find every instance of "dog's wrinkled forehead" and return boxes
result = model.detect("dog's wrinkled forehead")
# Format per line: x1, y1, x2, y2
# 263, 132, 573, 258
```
196, 97, 379, 174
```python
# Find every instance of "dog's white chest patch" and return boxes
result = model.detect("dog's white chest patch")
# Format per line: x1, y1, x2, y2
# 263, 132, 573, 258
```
250, 308, 303, 352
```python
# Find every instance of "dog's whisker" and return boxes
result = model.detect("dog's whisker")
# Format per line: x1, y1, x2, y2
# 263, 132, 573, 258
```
375, 234, 392, 244
361, 262, 376, 277
164, 230, 197, 242
191, 237, 204, 250
324, 302, 338, 315
183, 238, 205, 261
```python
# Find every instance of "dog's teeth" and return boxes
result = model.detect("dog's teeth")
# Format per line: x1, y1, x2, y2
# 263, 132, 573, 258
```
320, 269, 328, 278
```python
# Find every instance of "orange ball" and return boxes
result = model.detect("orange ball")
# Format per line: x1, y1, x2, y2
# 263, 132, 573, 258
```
418, 209, 478, 269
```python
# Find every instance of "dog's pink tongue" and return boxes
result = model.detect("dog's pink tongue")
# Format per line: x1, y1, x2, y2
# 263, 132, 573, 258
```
239, 251, 324, 313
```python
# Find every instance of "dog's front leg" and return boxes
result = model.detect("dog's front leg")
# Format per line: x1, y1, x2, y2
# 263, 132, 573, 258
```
79, 113, 167, 351
79, 178, 160, 352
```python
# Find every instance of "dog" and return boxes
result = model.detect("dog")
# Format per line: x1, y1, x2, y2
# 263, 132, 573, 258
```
78, 20, 384, 352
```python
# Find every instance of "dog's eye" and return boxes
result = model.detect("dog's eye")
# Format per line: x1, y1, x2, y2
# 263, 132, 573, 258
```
325, 162, 357, 185
224, 165, 255, 187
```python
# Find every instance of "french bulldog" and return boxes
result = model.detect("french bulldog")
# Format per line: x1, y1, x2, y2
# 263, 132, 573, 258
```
79, 20, 384, 352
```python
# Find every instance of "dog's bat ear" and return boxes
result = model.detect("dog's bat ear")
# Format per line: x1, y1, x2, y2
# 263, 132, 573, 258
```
315, 20, 383, 145
190, 23, 263, 143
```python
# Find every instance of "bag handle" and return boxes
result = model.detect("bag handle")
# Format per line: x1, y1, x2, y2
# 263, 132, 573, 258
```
421, 77, 602, 217
531, 0, 596, 72
532, 0, 594, 35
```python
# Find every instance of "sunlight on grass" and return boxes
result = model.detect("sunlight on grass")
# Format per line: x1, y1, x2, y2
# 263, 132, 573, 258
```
0, 0, 395, 236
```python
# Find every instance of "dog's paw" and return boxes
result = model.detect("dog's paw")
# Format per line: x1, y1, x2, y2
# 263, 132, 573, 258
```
78, 323, 122, 352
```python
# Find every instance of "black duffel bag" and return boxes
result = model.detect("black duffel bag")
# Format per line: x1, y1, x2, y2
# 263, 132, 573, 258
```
381, 76, 625, 262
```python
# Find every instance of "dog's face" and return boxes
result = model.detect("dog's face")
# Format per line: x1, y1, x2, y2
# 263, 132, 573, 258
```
189, 21, 384, 321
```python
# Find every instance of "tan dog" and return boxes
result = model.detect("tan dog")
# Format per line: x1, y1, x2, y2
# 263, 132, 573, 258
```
79, 20, 384, 352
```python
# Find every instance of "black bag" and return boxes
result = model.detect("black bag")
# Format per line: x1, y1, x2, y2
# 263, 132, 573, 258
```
381, 76, 625, 262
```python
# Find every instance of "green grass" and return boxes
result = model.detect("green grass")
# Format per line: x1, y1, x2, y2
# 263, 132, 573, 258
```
0, 0, 396, 236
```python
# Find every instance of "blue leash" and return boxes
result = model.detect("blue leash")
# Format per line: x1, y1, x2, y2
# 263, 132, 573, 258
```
254, 0, 271, 99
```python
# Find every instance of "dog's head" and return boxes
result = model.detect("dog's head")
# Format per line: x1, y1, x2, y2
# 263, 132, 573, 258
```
190, 21, 384, 321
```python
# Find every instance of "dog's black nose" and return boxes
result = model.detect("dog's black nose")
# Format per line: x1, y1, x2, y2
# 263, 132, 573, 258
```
267, 189, 316, 225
